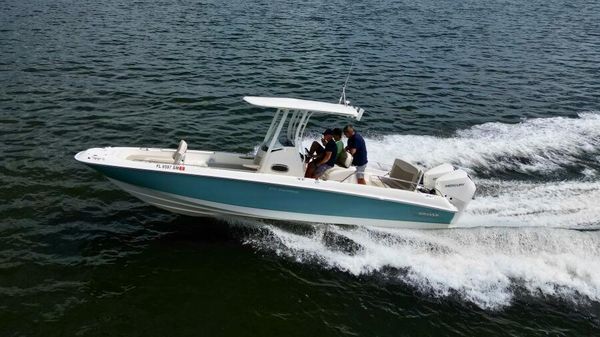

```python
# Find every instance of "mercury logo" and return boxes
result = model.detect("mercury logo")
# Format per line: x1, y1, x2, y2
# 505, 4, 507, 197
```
444, 183, 465, 188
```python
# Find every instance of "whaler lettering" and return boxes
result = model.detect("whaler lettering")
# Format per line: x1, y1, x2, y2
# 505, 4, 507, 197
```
418, 212, 439, 217
268, 186, 299, 194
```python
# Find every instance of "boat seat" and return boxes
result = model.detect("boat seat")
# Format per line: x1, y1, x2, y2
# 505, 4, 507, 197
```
321, 166, 356, 182
126, 154, 174, 163
380, 159, 422, 191
242, 164, 260, 170
173, 140, 187, 164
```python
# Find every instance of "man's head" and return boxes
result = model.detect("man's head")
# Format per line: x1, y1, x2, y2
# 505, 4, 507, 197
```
343, 124, 355, 138
322, 128, 334, 141
332, 128, 342, 141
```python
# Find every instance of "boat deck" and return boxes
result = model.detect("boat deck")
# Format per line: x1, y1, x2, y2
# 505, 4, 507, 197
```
122, 147, 422, 192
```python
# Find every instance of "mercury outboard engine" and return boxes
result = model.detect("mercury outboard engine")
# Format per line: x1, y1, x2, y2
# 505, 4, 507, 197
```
423, 163, 454, 190
423, 164, 476, 214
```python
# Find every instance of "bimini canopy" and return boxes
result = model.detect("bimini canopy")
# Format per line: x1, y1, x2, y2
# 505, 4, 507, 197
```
243, 96, 365, 121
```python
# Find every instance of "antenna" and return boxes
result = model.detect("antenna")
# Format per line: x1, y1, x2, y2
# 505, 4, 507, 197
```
338, 62, 354, 105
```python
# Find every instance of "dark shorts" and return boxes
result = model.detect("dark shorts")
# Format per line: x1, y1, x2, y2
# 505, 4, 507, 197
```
314, 164, 334, 178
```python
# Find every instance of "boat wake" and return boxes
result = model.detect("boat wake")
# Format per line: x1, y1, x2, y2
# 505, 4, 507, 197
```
242, 223, 600, 309
367, 112, 600, 177
239, 112, 600, 309
460, 179, 600, 229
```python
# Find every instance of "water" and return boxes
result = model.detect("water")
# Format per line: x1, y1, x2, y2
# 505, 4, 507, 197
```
1, 0, 600, 335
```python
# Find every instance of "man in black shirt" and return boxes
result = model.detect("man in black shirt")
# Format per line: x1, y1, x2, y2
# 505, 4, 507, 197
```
305, 129, 338, 179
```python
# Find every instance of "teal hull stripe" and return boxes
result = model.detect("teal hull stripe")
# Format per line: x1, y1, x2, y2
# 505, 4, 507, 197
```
90, 164, 455, 224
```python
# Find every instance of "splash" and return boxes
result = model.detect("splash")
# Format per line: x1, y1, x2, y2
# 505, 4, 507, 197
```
459, 179, 600, 229
243, 223, 600, 309
362, 112, 600, 175
261, 113, 600, 309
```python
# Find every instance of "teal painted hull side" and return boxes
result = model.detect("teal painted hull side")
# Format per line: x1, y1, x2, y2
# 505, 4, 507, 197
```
89, 164, 455, 224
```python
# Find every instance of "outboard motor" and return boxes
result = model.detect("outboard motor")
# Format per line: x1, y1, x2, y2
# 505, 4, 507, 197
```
423, 163, 454, 190
422, 163, 476, 221
435, 169, 476, 213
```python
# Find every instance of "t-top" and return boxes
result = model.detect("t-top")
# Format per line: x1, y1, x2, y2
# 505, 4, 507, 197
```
347, 132, 368, 166
324, 139, 338, 166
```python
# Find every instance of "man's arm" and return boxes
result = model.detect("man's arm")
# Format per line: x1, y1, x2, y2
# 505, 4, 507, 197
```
318, 151, 332, 165
345, 138, 356, 155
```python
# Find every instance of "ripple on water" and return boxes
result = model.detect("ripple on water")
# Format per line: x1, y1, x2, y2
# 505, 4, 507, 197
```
1, 0, 600, 335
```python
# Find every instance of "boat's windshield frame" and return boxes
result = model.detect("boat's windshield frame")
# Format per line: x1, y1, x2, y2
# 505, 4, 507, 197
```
261, 108, 313, 153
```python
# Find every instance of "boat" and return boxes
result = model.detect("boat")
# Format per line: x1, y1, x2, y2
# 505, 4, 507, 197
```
75, 96, 476, 229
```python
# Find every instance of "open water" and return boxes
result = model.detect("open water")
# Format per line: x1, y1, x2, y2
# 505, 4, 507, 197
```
1, 0, 600, 336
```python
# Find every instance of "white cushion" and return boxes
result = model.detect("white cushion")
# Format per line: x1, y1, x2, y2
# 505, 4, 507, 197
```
321, 166, 356, 182
337, 152, 353, 168
173, 140, 188, 164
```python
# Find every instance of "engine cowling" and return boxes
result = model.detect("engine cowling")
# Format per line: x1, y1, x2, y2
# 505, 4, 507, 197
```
423, 163, 454, 190
435, 169, 476, 212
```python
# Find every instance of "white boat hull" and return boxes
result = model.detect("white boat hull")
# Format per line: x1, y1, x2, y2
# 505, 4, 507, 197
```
76, 147, 462, 229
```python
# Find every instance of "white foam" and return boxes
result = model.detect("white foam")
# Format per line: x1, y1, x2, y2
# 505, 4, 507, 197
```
244, 224, 600, 309
458, 179, 600, 229
249, 113, 600, 309
582, 168, 597, 178
358, 112, 600, 174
